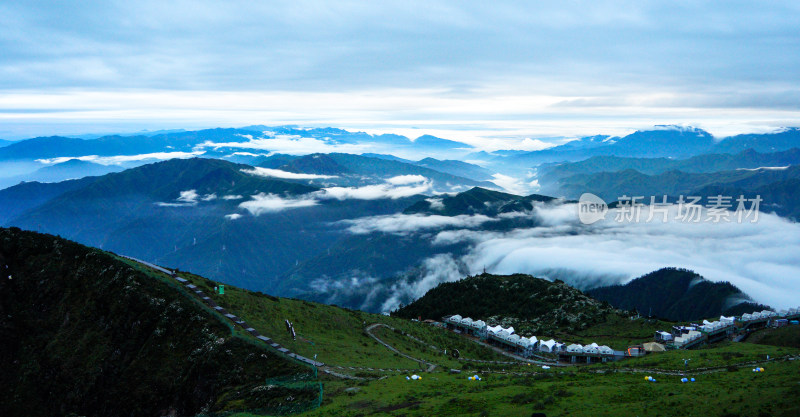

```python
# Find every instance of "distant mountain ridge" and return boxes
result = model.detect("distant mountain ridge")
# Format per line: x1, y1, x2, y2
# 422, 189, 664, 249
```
0, 157, 453, 296
587, 267, 770, 321
0, 126, 475, 163
503, 126, 800, 166
550, 164, 800, 219
538, 148, 800, 183
257, 153, 495, 190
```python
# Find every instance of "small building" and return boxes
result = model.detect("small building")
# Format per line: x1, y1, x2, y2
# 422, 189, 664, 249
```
642, 342, 666, 352
626, 345, 646, 357
773, 319, 789, 327
655, 331, 673, 342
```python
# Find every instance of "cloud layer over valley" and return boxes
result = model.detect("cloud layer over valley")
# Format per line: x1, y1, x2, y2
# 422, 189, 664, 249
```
332, 203, 800, 312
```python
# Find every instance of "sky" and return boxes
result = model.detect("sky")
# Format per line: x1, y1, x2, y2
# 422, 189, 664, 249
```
1, 1, 800, 144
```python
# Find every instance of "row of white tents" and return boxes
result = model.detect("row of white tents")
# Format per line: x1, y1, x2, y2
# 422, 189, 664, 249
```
565, 342, 615, 356
444, 314, 613, 356
698, 316, 735, 333
658, 307, 800, 348
673, 330, 703, 347
741, 308, 800, 322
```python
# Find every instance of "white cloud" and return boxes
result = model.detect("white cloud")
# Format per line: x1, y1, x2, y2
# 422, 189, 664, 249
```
177, 189, 199, 204
426, 197, 445, 210
386, 175, 427, 185
315, 181, 431, 200
198, 134, 370, 155
380, 254, 466, 313
241, 167, 338, 180
237, 176, 438, 217
340, 213, 498, 235
490, 173, 528, 195
435, 204, 800, 309
35, 151, 205, 166
238, 193, 317, 215
224, 213, 242, 220
222, 194, 244, 200
156, 189, 202, 207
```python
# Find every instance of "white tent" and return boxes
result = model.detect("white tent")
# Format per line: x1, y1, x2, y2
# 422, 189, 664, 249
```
583, 343, 600, 354
486, 325, 502, 334
517, 337, 533, 348
566, 343, 583, 353
496, 330, 512, 340
539, 339, 557, 353
449, 314, 462, 322
598, 345, 614, 355
674, 330, 702, 346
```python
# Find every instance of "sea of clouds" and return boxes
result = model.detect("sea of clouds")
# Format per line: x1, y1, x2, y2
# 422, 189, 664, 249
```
361, 203, 800, 311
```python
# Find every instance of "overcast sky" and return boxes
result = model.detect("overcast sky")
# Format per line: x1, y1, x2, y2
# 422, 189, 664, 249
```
1, 1, 799, 143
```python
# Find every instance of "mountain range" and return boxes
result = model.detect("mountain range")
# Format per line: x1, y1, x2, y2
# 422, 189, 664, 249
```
552, 164, 800, 219
1, 123, 798, 314
0, 157, 510, 306
538, 148, 800, 184
492, 126, 800, 167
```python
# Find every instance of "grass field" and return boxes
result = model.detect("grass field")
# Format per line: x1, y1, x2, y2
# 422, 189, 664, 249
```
174, 270, 505, 370
121, 258, 800, 417
748, 325, 800, 348
293, 352, 800, 417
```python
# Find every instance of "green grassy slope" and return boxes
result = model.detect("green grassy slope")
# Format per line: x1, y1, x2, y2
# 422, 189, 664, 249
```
0, 227, 316, 417
294, 341, 799, 417
175, 271, 506, 370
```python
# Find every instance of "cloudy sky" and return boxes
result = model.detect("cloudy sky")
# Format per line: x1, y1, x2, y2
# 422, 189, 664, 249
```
2, 1, 799, 142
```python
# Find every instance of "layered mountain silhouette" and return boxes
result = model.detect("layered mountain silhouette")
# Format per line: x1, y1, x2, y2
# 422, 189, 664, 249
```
587, 268, 770, 321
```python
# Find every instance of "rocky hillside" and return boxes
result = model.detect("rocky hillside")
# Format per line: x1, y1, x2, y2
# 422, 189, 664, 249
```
394, 273, 620, 335
0, 227, 315, 417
